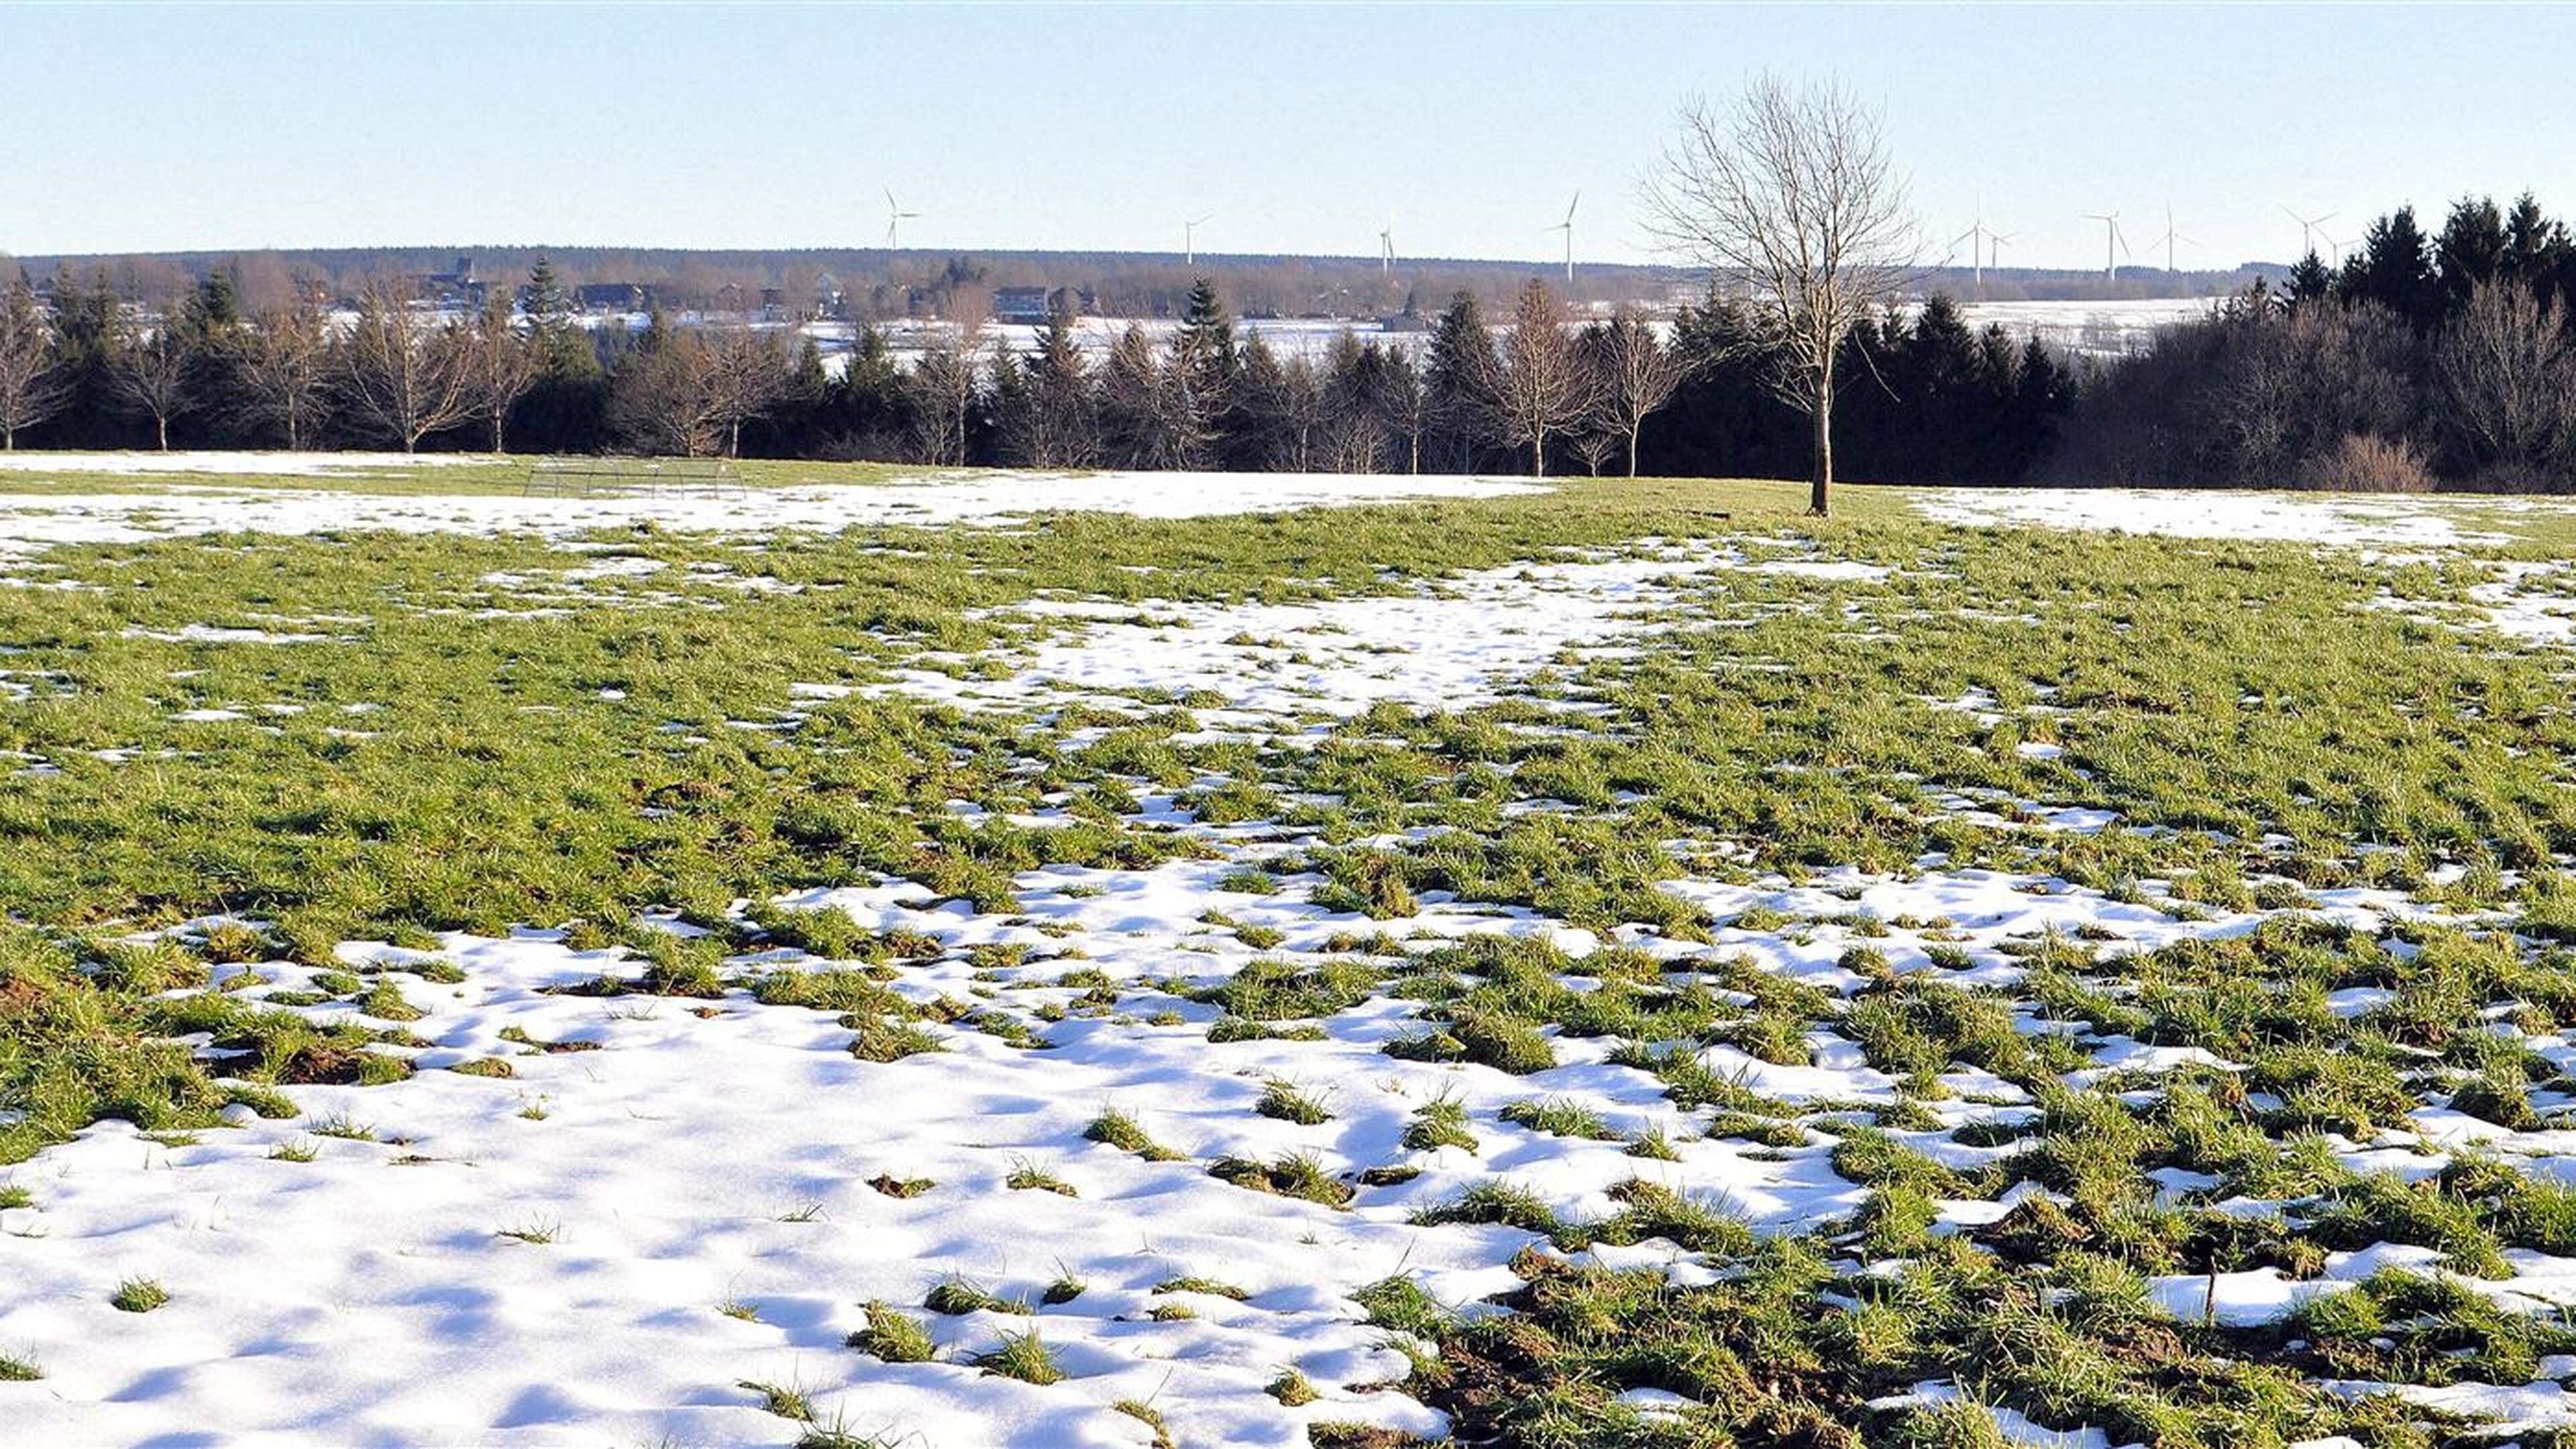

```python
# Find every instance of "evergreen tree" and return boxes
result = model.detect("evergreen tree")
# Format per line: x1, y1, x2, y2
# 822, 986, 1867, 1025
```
1223, 333, 1289, 470
835, 323, 905, 454
2339, 206, 2440, 326
515, 257, 605, 452
1423, 290, 1497, 472
2286, 252, 2336, 307
2436, 195, 2509, 319
1173, 278, 1234, 390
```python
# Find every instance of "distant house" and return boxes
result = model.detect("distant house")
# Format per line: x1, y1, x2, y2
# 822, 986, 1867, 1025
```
414, 255, 487, 311
991, 285, 1089, 325
576, 282, 653, 313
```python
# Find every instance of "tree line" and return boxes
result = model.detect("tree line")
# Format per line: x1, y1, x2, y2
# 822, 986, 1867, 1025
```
0, 254, 2078, 490
2048, 191, 2576, 492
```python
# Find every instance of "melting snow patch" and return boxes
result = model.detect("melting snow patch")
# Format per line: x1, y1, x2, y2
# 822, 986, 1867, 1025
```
0, 470, 1550, 562
1914, 488, 2522, 549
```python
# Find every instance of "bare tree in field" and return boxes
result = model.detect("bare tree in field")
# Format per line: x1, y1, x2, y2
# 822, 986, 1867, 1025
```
700, 326, 794, 458
1591, 306, 1689, 476
0, 273, 68, 451
237, 303, 331, 449
1570, 429, 1620, 477
1644, 74, 1919, 513
2437, 276, 2576, 476
1493, 278, 1593, 478
462, 292, 540, 453
338, 282, 476, 453
908, 288, 988, 466
111, 303, 193, 451
906, 343, 975, 465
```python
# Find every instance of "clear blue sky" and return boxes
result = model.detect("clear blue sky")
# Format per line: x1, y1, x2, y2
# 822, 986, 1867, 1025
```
5, 3, 2569, 272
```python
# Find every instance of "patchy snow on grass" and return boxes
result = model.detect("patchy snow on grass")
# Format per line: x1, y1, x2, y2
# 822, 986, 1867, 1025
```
871, 544, 1719, 724
0, 470, 1548, 564
0, 451, 493, 476
1913, 488, 2524, 549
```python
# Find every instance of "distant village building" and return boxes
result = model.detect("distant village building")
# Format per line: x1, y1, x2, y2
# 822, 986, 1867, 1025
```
991, 286, 1090, 325
575, 282, 654, 314
415, 256, 486, 310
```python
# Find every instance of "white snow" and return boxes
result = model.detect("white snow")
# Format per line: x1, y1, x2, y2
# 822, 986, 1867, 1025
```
873, 545, 1716, 723
1913, 488, 2526, 549
0, 450, 490, 476
0, 470, 1546, 564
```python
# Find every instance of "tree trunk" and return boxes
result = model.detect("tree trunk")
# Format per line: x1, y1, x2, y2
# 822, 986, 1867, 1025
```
492, 413, 506, 453
1809, 386, 1833, 516
3, 427, 13, 451
1627, 418, 1642, 478
1530, 431, 1546, 478
156, 416, 169, 453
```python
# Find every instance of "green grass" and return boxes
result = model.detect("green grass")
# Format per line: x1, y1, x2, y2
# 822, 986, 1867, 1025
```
109, 1277, 168, 1313
969, 1326, 1063, 1385
848, 1301, 936, 1362
9, 474, 2576, 1442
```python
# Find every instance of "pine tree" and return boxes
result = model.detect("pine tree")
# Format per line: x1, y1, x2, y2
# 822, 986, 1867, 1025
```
2286, 252, 2335, 307
2436, 195, 2508, 321
1424, 290, 1497, 472
1173, 278, 1234, 388
2340, 206, 2439, 327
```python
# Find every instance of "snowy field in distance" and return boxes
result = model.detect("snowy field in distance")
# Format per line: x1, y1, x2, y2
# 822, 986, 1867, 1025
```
0, 465, 1547, 564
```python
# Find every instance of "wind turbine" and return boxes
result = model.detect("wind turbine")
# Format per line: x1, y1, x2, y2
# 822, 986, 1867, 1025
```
1988, 231, 2019, 273
2281, 206, 2336, 260
1378, 217, 1395, 275
1948, 215, 1991, 289
2149, 205, 2199, 274
1183, 214, 1214, 268
1543, 191, 1579, 284
2081, 212, 2131, 281
883, 189, 921, 251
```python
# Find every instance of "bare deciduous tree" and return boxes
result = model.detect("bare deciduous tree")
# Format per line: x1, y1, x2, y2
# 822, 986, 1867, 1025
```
0, 274, 68, 451
1590, 306, 1689, 476
237, 303, 331, 450
906, 292, 987, 466
111, 303, 193, 452
462, 293, 541, 453
337, 282, 476, 453
1493, 279, 1593, 478
1644, 74, 1919, 513
1569, 429, 1620, 477
700, 326, 794, 458
2438, 276, 2576, 478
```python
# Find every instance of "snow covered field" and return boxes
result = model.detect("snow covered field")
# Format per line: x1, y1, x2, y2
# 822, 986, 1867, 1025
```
0, 466, 1543, 565
9, 468, 2576, 1447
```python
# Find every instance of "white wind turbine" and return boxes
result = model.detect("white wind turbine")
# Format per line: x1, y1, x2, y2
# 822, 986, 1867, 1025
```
2149, 204, 2200, 274
2082, 211, 2131, 281
883, 189, 921, 251
2281, 206, 2337, 260
1543, 192, 1579, 284
1949, 214, 1991, 289
1379, 217, 1395, 275
1184, 215, 1214, 267
1987, 231, 2019, 274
